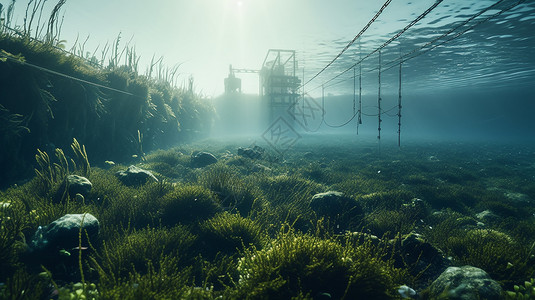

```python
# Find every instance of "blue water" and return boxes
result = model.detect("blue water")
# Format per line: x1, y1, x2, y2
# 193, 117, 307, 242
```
302, 0, 535, 95
296, 0, 535, 142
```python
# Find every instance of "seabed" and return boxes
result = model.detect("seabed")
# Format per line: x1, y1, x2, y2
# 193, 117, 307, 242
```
1, 133, 534, 299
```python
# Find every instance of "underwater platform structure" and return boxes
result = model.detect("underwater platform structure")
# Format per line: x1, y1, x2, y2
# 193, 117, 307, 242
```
223, 49, 301, 133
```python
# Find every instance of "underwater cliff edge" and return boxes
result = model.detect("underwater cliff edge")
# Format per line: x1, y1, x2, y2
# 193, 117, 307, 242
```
0, 33, 215, 188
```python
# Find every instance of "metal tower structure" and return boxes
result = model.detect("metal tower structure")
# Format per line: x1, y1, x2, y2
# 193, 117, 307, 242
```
223, 49, 301, 133
260, 49, 300, 106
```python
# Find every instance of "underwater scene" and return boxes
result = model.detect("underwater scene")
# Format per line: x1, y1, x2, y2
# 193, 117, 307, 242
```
1, 0, 535, 299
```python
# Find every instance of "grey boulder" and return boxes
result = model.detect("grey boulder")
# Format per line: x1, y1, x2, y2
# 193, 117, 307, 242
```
192, 152, 217, 167
63, 175, 92, 198
427, 265, 502, 300
116, 165, 158, 186
310, 191, 362, 230
30, 213, 100, 253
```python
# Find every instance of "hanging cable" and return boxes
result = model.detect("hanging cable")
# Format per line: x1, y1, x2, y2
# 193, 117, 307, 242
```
320, 0, 523, 92
353, 66, 357, 133
382, 0, 525, 73
302, 67, 306, 125
358, 56, 362, 126
322, 85, 325, 121
305, 93, 324, 132
398, 61, 402, 147
0, 51, 139, 97
300, 0, 392, 89
298, 0, 524, 136
319, 0, 444, 91
322, 76, 360, 128
377, 50, 382, 140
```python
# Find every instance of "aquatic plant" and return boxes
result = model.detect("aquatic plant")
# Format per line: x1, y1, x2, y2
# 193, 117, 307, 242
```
71, 137, 91, 178
55, 281, 99, 300
159, 184, 222, 226
0, 268, 47, 299
145, 147, 187, 166
143, 147, 196, 180
501, 218, 535, 246
0, 103, 30, 136
411, 184, 477, 214
0, 195, 31, 282
33, 138, 91, 194
449, 229, 532, 284
331, 174, 401, 196
191, 253, 238, 292
90, 171, 170, 237
426, 224, 535, 286
199, 164, 266, 217
0, 28, 214, 187
506, 278, 535, 299
475, 197, 531, 219
198, 212, 267, 258
355, 190, 415, 213
233, 226, 406, 299
364, 209, 416, 238
255, 174, 325, 233
299, 162, 330, 184
34, 148, 68, 191
91, 225, 196, 283
94, 255, 197, 299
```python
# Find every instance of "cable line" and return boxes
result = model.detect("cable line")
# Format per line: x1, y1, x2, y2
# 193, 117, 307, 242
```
358, 57, 362, 127
377, 50, 382, 140
297, 0, 524, 136
381, 0, 521, 72
397, 60, 402, 147
0, 52, 140, 97
322, 0, 524, 91
320, 0, 444, 90
300, 0, 393, 89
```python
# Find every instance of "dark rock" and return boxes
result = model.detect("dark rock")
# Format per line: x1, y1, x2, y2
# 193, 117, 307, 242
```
116, 165, 158, 186
62, 175, 92, 198
310, 191, 362, 230
396, 232, 450, 285
192, 152, 218, 167
237, 146, 264, 159
428, 265, 502, 300
29, 213, 100, 253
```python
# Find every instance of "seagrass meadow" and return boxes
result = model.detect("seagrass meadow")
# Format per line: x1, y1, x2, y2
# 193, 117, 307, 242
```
0, 134, 534, 299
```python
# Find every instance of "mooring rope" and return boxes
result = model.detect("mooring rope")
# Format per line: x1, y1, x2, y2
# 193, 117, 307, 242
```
0, 51, 140, 97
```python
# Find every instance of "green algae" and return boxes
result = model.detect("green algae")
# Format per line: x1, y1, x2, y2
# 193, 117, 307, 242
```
233, 227, 406, 300
1, 137, 534, 298
198, 212, 267, 258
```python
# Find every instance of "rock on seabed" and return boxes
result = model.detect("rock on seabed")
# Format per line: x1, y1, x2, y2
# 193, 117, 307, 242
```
116, 165, 158, 186
30, 213, 100, 253
428, 265, 502, 300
